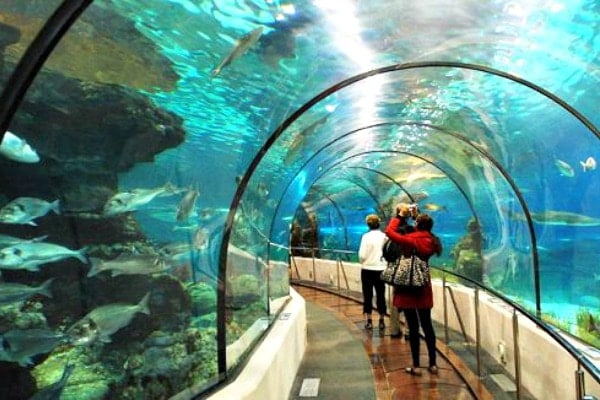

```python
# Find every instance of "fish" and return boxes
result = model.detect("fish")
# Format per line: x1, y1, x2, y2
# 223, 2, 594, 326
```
0, 197, 60, 226
176, 188, 199, 222
397, 191, 429, 204
211, 27, 264, 77
103, 184, 179, 216
0, 278, 53, 305
29, 363, 75, 400
67, 292, 151, 345
580, 156, 597, 172
421, 203, 447, 212
0, 233, 47, 247
554, 158, 575, 177
508, 209, 600, 226
399, 170, 446, 184
198, 207, 228, 221
0, 131, 40, 163
87, 254, 170, 277
193, 228, 209, 250
589, 314, 600, 336
0, 242, 87, 271
0, 328, 69, 367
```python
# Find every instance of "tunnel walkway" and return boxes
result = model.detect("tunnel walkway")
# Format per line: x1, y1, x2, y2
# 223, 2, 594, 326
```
289, 284, 497, 400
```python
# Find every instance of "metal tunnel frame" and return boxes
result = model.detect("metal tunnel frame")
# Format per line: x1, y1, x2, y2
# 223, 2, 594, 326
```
1, 4, 599, 375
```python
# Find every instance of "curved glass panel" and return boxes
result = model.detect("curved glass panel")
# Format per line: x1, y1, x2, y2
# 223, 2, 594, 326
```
3, 0, 600, 397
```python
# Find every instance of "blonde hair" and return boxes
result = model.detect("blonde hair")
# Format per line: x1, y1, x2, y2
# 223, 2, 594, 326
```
395, 203, 411, 217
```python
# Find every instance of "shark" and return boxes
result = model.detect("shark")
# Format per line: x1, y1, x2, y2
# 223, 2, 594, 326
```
508, 209, 600, 227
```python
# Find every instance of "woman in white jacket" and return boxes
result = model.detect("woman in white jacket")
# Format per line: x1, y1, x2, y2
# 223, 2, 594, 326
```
358, 214, 388, 330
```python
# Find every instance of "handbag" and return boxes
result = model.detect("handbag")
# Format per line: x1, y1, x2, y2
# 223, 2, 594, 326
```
380, 262, 398, 285
393, 250, 429, 288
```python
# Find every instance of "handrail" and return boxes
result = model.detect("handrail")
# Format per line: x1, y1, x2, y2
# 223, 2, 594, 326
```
283, 247, 600, 397
432, 265, 600, 382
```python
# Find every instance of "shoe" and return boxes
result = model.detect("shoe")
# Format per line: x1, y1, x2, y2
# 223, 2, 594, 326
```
365, 319, 373, 330
378, 319, 385, 330
428, 366, 438, 374
405, 367, 422, 376
390, 332, 402, 339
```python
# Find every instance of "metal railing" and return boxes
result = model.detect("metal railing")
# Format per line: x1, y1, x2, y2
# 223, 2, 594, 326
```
289, 249, 600, 400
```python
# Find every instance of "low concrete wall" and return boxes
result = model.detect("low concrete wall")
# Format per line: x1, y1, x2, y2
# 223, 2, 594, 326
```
293, 257, 600, 400
206, 288, 307, 400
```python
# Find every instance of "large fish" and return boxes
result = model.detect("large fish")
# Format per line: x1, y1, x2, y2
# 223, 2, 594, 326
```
0, 242, 87, 271
176, 188, 199, 222
29, 363, 75, 400
67, 292, 151, 345
211, 27, 264, 77
87, 254, 170, 277
103, 184, 179, 216
0, 328, 69, 366
0, 278, 53, 305
0, 233, 47, 247
0, 197, 59, 226
0, 131, 40, 163
508, 209, 600, 226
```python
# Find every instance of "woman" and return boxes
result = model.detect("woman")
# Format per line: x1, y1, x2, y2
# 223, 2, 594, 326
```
385, 213, 442, 376
358, 214, 387, 330
387, 203, 415, 339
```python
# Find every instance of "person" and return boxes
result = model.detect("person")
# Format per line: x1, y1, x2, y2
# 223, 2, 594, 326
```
358, 214, 387, 330
385, 213, 442, 376
386, 203, 416, 339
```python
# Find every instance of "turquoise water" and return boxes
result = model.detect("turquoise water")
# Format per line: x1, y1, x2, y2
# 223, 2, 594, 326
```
3, 0, 600, 397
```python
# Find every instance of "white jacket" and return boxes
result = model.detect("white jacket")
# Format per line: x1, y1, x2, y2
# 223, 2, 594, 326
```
358, 229, 387, 271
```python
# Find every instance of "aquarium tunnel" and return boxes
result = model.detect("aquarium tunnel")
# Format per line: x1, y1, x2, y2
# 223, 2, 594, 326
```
1, 1, 600, 398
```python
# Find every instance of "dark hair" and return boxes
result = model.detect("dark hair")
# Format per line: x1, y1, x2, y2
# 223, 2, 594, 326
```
415, 214, 434, 231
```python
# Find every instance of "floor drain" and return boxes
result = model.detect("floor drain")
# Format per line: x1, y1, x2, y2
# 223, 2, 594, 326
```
299, 378, 320, 397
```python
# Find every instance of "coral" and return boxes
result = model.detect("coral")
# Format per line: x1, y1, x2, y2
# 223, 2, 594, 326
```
187, 281, 217, 315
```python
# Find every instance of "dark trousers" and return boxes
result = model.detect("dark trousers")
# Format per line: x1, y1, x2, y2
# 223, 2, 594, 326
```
361, 269, 386, 316
403, 308, 437, 367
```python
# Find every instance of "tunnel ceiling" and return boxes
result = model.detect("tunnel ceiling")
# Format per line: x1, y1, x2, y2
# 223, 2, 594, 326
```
1, 0, 600, 255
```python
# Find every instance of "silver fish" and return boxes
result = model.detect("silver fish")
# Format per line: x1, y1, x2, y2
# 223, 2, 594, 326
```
87, 254, 170, 277
0, 233, 47, 247
0, 328, 68, 366
176, 188, 199, 222
0, 130, 40, 163
580, 156, 597, 172
29, 363, 75, 400
67, 292, 151, 345
0, 242, 87, 271
0, 278, 53, 305
103, 184, 178, 216
0, 197, 59, 226
211, 27, 263, 77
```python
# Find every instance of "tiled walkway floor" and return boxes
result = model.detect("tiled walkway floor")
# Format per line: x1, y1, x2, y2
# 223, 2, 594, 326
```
292, 285, 494, 400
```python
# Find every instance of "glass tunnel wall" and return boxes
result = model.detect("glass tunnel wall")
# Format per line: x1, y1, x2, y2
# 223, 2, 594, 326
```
2, 0, 600, 398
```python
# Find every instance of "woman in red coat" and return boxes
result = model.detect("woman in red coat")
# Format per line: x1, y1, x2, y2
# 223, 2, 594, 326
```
385, 213, 442, 376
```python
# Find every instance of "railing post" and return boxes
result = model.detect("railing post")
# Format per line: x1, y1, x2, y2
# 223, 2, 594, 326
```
512, 310, 522, 400
311, 247, 316, 283
443, 274, 449, 344
576, 368, 585, 400
474, 288, 482, 378
336, 256, 341, 292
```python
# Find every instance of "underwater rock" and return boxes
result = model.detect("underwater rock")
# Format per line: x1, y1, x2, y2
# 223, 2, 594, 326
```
0, 2, 179, 91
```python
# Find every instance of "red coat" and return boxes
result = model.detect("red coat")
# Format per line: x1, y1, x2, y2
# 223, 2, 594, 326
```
385, 223, 442, 309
